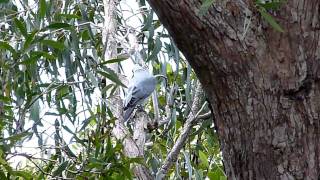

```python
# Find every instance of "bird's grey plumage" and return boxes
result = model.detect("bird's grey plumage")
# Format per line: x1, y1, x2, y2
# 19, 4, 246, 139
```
123, 66, 156, 121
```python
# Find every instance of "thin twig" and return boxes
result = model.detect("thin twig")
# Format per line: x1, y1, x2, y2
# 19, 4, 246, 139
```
156, 101, 208, 179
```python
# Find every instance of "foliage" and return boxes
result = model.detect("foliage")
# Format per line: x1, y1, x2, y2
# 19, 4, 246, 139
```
256, 0, 286, 32
0, 0, 223, 179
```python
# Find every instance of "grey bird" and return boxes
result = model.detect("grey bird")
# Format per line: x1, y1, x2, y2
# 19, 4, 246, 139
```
123, 65, 165, 122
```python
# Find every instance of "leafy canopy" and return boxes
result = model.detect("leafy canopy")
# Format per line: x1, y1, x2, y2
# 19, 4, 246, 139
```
0, 0, 222, 179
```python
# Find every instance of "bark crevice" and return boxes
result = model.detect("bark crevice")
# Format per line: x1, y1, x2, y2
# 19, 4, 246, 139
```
148, 0, 320, 179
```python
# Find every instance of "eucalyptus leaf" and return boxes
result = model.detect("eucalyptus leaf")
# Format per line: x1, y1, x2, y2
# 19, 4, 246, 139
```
30, 99, 40, 122
52, 161, 69, 177
43, 23, 72, 30
12, 170, 33, 180
0, 0, 9, 3
256, 1, 284, 10
13, 18, 28, 37
87, 71, 99, 87
57, 13, 81, 19
199, 150, 209, 168
23, 30, 37, 50
147, 37, 161, 62
5, 132, 33, 141
259, 7, 284, 32
97, 70, 126, 88
99, 56, 128, 65
208, 168, 227, 180
41, 40, 65, 50
38, 0, 46, 18
0, 41, 17, 55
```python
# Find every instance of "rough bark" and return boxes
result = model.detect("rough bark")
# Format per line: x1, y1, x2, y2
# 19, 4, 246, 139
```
112, 110, 153, 180
148, 0, 320, 179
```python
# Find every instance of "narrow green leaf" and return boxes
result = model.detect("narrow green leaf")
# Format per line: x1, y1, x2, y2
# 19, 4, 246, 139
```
199, 151, 209, 167
62, 125, 73, 134
0, 170, 6, 179
198, 0, 214, 16
41, 40, 65, 50
55, 85, 70, 100
80, 116, 94, 131
101, 84, 114, 95
23, 30, 37, 50
5, 132, 33, 141
0, 0, 9, 3
0, 41, 17, 55
39, 0, 46, 18
12, 170, 33, 180
52, 161, 68, 177
20, 53, 42, 65
208, 168, 226, 180
97, 70, 127, 88
13, 18, 27, 37
44, 23, 72, 30
81, 29, 90, 41
147, 37, 162, 61
257, 1, 284, 10
0, 95, 11, 103
64, 145, 77, 158
142, 11, 153, 31
30, 99, 40, 122
117, 166, 132, 179
20, 51, 55, 65
98, 56, 128, 66
70, 28, 81, 58
87, 71, 98, 87
32, 51, 55, 60
259, 8, 284, 32
57, 13, 80, 19
0, 150, 9, 166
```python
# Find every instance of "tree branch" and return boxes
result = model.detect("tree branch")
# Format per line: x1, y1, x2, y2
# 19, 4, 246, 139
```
156, 82, 209, 179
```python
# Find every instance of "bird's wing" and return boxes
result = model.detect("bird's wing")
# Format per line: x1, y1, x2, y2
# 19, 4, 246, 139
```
122, 71, 157, 122
123, 85, 146, 122
123, 86, 150, 110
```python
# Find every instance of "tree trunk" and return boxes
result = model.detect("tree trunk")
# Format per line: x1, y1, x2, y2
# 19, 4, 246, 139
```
148, 0, 320, 179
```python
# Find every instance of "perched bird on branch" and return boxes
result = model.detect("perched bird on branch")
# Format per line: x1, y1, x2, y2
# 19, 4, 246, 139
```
123, 65, 166, 122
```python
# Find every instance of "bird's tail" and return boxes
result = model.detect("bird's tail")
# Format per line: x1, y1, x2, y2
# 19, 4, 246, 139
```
123, 107, 135, 122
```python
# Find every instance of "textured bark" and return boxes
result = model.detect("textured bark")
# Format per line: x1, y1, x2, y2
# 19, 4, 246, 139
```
148, 0, 320, 179
112, 110, 153, 180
